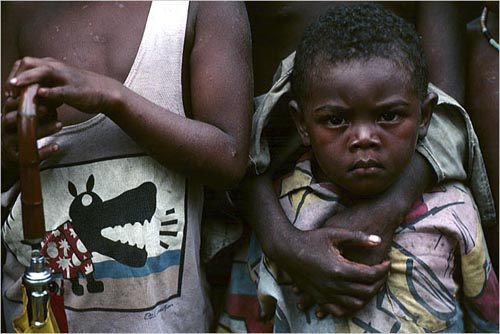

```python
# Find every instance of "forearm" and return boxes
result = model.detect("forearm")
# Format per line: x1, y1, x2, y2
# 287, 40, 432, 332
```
239, 172, 297, 261
329, 152, 436, 265
105, 85, 249, 189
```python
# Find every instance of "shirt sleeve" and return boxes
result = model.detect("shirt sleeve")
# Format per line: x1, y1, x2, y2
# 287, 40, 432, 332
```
417, 84, 496, 227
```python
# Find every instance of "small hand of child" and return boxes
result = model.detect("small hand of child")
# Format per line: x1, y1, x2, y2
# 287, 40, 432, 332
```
5, 57, 121, 115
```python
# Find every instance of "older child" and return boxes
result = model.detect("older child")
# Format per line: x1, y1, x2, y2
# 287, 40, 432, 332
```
223, 4, 498, 333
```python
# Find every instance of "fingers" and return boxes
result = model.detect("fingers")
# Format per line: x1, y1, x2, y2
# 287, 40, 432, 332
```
3, 108, 61, 139
4, 57, 62, 97
37, 120, 63, 139
318, 303, 354, 318
330, 259, 391, 285
2, 103, 18, 133
1, 98, 61, 166
328, 228, 382, 248
299, 296, 368, 319
36, 102, 60, 122
2, 95, 19, 114
37, 86, 67, 107
38, 144, 59, 161
296, 289, 315, 312
290, 260, 389, 307
8, 64, 60, 93
2, 93, 60, 129
4, 58, 23, 98
1, 137, 18, 166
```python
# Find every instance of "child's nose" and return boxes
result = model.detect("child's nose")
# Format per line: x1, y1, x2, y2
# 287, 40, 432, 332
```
348, 125, 381, 152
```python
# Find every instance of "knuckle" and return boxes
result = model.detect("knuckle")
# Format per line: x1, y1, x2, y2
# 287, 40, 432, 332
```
20, 56, 33, 66
353, 230, 365, 240
41, 64, 54, 74
364, 285, 377, 297
365, 270, 378, 281
352, 299, 364, 309
333, 308, 345, 317
330, 267, 340, 277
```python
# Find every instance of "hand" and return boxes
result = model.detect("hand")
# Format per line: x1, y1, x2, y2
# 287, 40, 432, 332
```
4, 57, 121, 115
1, 93, 61, 181
278, 227, 390, 317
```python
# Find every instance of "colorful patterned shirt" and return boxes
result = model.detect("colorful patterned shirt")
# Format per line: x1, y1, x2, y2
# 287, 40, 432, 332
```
218, 155, 499, 333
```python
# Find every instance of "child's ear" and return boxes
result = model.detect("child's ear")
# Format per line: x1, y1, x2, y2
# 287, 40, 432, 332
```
418, 92, 438, 139
289, 100, 310, 146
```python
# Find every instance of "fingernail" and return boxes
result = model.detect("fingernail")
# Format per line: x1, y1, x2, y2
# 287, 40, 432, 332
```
52, 144, 59, 152
297, 303, 304, 311
368, 234, 381, 244
56, 122, 63, 129
9, 78, 18, 85
316, 311, 324, 319
38, 87, 48, 96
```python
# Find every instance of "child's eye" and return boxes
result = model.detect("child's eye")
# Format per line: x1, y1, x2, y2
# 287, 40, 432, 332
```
328, 115, 347, 126
380, 112, 399, 122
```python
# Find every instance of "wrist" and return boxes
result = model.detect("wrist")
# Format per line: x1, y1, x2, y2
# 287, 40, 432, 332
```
101, 80, 125, 117
259, 221, 301, 264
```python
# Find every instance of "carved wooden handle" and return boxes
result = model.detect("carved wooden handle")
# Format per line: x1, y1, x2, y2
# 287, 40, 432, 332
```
17, 84, 45, 245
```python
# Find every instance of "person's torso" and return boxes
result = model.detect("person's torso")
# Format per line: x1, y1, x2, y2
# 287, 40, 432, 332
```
13, 1, 195, 126
2, 2, 211, 332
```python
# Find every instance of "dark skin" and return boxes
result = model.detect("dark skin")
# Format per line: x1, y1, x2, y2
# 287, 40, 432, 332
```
1, 3, 252, 331
1, 2, 252, 191
244, 1, 453, 318
465, 2, 499, 274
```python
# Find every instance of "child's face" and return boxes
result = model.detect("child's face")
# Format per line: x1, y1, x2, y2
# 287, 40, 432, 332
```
290, 58, 435, 198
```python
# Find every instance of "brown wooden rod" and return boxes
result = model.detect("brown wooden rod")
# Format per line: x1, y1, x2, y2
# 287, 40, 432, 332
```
17, 84, 45, 246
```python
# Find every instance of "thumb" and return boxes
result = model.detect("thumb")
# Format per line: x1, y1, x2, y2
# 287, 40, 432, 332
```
327, 228, 381, 248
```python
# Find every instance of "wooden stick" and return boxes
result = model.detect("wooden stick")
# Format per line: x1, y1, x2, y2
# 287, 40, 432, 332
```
17, 84, 45, 246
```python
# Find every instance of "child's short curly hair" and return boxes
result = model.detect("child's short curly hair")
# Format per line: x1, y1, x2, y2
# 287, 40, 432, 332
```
291, 3, 429, 106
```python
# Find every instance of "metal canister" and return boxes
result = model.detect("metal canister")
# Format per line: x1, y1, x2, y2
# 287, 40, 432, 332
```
22, 249, 53, 328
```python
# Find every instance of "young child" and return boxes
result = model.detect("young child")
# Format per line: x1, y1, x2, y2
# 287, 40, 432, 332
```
247, 4, 498, 332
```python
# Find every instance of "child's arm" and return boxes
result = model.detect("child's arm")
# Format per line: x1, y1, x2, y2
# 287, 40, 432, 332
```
2, 2, 252, 190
